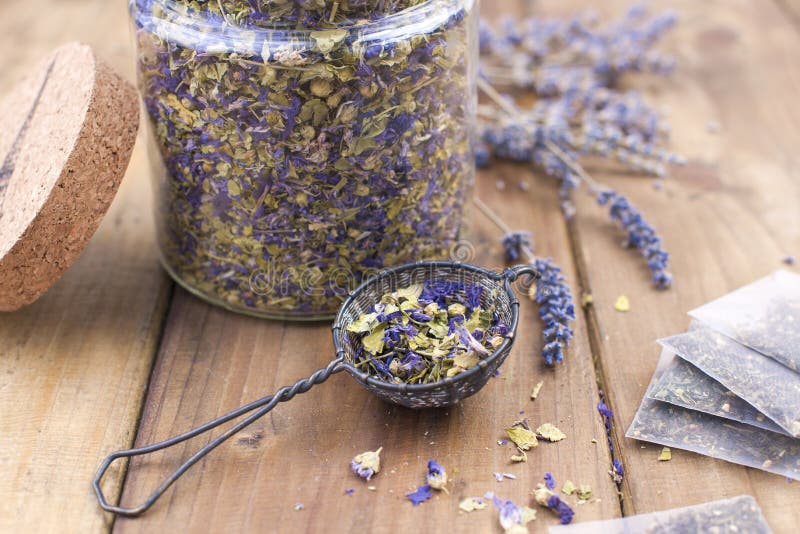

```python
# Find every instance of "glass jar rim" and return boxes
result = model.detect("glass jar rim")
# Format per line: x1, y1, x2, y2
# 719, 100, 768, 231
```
130, 0, 475, 58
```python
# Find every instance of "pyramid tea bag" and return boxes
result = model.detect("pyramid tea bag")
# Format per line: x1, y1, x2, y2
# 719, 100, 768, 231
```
627, 348, 800, 480
648, 354, 788, 435
548, 495, 771, 534
689, 270, 800, 372
627, 396, 800, 480
660, 328, 800, 438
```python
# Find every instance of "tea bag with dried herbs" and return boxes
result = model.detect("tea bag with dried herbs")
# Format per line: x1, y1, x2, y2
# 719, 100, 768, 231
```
647, 350, 789, 435
689, 270, 800, 372
659, 328, 800, 438
627, 347, 800, 480
345, 281, 509, 384
548, 495, 772, 534
627, 395, 800, 480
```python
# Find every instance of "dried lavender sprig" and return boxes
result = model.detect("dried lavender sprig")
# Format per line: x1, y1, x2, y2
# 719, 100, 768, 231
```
478, 79, 673, 289
474, 197, 575, 366
479, 6, 677, 96
596, 190, 672, 289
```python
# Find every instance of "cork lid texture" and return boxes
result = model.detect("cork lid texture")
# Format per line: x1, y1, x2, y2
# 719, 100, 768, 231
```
0, 42, 139, 312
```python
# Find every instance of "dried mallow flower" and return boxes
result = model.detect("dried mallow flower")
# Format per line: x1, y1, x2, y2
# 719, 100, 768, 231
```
345, 282, 509, 384
351, 447, 382, 481
544, 472, 556, 490
405, 484, 433, 506
426, 460, 448, 491
532, 483, 575, 524
486, 492, 536, 533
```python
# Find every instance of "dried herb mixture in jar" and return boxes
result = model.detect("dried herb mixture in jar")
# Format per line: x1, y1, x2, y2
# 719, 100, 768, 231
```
131, 0, 478, 318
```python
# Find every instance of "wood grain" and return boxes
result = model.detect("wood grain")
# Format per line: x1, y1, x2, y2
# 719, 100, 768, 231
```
0, 1, 170, 532
540, 0, 800, 532
113, 164, 620, 532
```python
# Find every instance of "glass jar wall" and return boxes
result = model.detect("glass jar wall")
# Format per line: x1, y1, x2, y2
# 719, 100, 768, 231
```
130, 0, 478, 319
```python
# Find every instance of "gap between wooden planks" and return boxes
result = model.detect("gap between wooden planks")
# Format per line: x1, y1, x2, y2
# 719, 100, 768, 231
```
541, 0, 800, 532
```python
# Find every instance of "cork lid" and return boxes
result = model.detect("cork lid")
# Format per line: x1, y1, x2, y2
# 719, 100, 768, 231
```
0, 43, 139, 312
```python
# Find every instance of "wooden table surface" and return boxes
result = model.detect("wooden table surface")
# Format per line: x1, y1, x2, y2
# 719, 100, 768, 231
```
1, 0, 799, 532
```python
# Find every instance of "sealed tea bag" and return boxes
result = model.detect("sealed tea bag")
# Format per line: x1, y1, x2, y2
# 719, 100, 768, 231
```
659, 328, 800, 437
549, 495, 771, 534
648, 355, 789, 435
689, 270, 800, 372
628, 348, 800, 480
627, 396, 800, 480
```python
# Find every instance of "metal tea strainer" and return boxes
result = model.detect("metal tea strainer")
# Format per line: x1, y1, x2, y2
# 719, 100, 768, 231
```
94, 260, 539, 516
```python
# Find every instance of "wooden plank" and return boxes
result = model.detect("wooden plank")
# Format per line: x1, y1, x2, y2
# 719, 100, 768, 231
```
542, 0, 800, 531
113, 167, 620, 533
0, 1, 170, 532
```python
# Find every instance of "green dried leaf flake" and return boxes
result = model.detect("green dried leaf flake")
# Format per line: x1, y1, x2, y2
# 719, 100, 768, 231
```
459, 497, 487, 512
536, 423, 566, 442
530, 381, 543, 401
506, 426, 538, 451
561, 480, 576, 495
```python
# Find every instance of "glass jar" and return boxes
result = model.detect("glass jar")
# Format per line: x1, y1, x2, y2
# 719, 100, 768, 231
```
130, 0, 478, 320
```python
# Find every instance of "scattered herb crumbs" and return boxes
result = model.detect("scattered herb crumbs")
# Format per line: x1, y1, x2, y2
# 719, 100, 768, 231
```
614, 295, 631, 312
459, 497, 487, 512
506, 424, 538, 451
530, 381, 543, 400
351, 447, 382, 481
346, 282, 509, 384
576, 485, 593, 501
658, 447, 672, 461
536, 423, 566, 442
405, 484, 433, 505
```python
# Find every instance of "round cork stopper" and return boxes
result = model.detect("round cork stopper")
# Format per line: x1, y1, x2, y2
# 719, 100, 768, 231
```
0, 43, 139, 312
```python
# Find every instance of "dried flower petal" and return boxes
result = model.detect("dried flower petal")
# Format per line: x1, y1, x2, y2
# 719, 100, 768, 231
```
530, 381, 543, 400
405, 484, 433, 506
351, 447, 382, 481
614, 295, 631, 312
561, 480, 576, 495
658, 447, 672, 461
544, 472, 556, 490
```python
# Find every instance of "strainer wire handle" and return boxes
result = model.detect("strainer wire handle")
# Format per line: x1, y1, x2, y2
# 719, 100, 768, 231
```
93, 356, 345, 517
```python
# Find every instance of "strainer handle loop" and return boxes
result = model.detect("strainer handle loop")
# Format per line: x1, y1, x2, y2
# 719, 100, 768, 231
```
93, 357, 345, 517
503, 264, 541, 283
